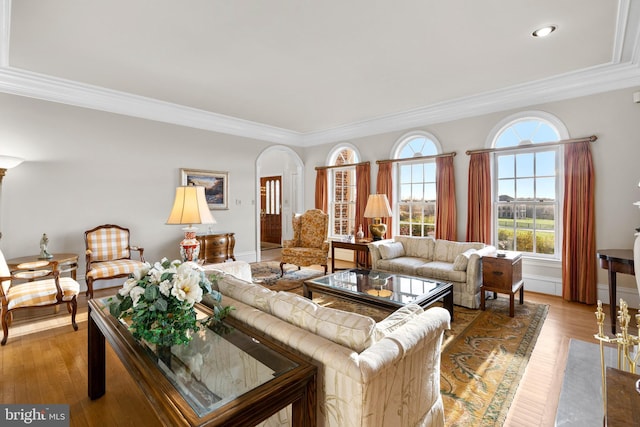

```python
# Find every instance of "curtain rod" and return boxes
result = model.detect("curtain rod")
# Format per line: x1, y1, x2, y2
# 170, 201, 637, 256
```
376, 151, 456, 165
465, 135, 597, 155
315, 160, 370, 171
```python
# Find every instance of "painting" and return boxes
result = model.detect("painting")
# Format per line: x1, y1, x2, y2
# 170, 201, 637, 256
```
180, 169, 228, 210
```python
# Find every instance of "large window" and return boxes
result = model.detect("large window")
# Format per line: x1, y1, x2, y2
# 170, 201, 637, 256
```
329, 147, 358, 238
492, 113, 567, 257
395, 133, 440, 237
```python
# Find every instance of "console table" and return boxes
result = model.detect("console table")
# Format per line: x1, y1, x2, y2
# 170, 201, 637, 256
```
88, 297, 317, 426
196, 232, 235, 264
596, 249, 634, 334
6, 253, 79, 280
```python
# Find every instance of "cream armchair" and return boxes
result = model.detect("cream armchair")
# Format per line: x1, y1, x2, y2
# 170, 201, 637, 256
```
280, 209, 329, 276
84, 224, 145, 298
1, 249, 80, 345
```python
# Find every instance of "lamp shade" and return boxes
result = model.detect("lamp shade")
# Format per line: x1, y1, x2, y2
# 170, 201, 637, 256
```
364, 194, 392, 218
0, 156, 24, 170
166, 186, 216, 226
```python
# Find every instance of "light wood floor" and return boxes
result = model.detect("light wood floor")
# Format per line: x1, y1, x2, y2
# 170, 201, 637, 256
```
0, 252, 633, 426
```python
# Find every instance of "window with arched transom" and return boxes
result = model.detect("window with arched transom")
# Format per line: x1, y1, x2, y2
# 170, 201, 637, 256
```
490, 111, 569, 257
328, 146, 360, 238
393, 132, 441, 237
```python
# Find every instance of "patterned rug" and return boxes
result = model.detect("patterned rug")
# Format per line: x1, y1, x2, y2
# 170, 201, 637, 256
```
440, 298, 548, 426
252, 272, 548, 426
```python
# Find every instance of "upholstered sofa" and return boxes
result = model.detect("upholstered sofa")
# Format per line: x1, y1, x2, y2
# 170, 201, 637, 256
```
368, 236, 496, 309
202, 261, 450, 427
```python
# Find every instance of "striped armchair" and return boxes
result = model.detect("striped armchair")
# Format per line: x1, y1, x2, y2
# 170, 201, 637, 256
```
84, 224, 145, 298
1, 249, 80, 345
280, 209, 329, 276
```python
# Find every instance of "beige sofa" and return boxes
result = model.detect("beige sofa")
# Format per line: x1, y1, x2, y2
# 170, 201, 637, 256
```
203, 261, 450, 427
368, 236, 496, 309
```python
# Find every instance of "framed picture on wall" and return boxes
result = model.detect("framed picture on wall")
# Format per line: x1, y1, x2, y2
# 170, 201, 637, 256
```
180, 168, 229, 210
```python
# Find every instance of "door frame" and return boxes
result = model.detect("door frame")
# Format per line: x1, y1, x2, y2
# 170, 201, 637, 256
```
255, 145, 304, 262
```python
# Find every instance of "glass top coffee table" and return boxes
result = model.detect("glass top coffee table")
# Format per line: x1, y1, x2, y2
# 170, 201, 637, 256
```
304, 269, 453, 320
88, 297, 317, 426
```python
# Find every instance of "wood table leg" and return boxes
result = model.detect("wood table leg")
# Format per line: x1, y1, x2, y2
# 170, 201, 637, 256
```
608, 269, 617, 334
88, 306, 106, 400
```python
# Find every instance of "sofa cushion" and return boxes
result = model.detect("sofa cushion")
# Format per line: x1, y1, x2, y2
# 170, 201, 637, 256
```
394, 236, 435, 259
452, 248, 477, 271
378, 241, 406, 260
376, 257, 427, 275
415, 261, 467, 283
373, 303, 423, 341
269, 291, 375, 353
433, 240, 485, 263
216, 274, 275, 313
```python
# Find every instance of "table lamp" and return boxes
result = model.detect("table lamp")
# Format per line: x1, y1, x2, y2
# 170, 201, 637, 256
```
0, 155, 24, 240
166, 186, 216, 262
364, 194, 392, 241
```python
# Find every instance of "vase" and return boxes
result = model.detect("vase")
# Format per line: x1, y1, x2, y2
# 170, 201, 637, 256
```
356, 224, 365, 240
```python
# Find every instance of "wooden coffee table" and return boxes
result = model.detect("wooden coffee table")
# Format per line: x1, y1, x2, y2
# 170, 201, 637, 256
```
304, 269, 454, 320
88, 297, 317, 426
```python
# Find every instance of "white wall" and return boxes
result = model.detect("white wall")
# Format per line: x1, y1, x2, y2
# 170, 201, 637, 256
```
2, 86, 640, 306
302, 86, 640, 307
0, 93, 272, 291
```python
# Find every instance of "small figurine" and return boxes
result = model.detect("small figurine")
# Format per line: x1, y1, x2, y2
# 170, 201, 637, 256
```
39, 233, 53, 259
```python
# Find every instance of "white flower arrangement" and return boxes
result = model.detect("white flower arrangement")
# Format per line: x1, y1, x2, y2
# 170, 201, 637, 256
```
109, 258, 232, 347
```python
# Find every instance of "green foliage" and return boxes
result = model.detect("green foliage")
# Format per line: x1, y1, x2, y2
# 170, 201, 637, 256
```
108, 258, 233, 347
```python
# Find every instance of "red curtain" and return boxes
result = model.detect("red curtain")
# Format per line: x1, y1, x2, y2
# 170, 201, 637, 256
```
315, 169, 328, 213
435, 156, 457, 240
466, 152, 491, 244
376, 162, 393, 238
356, 163, 371, 239
562, 141, 597, 304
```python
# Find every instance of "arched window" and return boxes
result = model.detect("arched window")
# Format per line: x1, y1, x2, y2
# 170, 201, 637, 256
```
490, 112, 568, 257
393, 132, 441, 237
328, 145, 359, 238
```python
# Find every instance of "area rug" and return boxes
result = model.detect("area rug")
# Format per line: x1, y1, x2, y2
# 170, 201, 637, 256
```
262, 277, 548, 425
250, 261, 326, 291
440, 298, 548, 426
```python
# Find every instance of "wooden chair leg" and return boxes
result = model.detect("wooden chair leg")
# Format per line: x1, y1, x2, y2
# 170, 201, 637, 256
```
1, 310, 10, 346
70, 298, 78, 331
280, 262, 286, 277
86, 277, 94, 299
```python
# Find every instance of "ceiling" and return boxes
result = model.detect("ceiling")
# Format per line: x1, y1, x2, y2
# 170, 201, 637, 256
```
1, 0, 640, 145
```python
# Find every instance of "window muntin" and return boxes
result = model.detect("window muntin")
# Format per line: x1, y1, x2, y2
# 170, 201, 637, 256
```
395, 134, 439, 237
329, 147, 358, 238
493, 118, 561, 256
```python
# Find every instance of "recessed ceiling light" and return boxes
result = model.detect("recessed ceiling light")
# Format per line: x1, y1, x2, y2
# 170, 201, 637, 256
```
532, 25, 557, 38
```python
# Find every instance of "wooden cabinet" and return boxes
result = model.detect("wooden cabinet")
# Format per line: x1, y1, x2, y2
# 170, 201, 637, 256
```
481, 251, 524, 317
196, 232, 235, 264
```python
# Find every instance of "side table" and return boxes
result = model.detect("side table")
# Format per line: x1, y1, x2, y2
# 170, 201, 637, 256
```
6, 252, 79, 280
331, 240, 372, 272
481, 251, 523, 317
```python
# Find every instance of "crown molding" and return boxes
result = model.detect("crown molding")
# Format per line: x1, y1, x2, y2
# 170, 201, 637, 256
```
0, 0, 638, 148
301, 61, 640, 146
0, 66, 304, 145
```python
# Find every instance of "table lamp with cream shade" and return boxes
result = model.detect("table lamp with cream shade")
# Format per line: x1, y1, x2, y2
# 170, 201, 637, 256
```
0, 155, 24, 240
364, 194, 392, 241
166, 186, 216, 262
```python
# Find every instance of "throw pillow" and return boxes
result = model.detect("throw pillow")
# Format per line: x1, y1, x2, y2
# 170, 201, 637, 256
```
217, 274, 275, 313
373, 303, 424, 341
269, 291, 375, 353
378, 241, 406, 260
453, 248, 477, 271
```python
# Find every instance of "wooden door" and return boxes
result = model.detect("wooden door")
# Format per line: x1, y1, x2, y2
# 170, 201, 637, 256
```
260, 176, 282, 246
